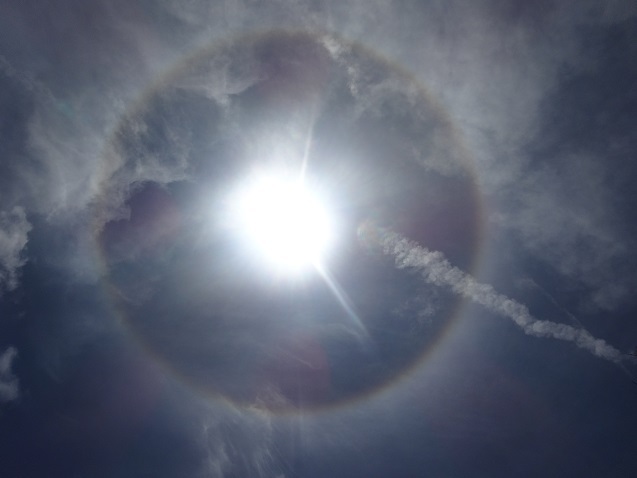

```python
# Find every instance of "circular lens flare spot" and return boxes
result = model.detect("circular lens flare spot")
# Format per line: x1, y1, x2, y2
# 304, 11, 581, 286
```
233, 174, 332, 273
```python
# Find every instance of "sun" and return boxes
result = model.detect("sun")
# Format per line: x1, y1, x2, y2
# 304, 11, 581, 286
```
231, 172, 333, 273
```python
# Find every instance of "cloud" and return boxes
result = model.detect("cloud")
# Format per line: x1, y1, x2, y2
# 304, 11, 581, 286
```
0, 207, 31, 293
0, 346, 19, 403
387, 1, 637, 311
0, 55, 55, 104
197, 408, 281, 478
491, 156, 635, 311
374, 225, 622, 363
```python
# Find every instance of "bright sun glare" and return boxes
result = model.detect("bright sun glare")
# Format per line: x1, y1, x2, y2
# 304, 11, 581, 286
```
232, 173, 333, 273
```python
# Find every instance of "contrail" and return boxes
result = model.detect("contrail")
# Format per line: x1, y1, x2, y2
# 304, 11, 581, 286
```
367, 224, 622, 363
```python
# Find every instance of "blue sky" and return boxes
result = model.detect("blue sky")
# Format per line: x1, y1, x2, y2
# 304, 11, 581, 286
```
1, 1, 637, 477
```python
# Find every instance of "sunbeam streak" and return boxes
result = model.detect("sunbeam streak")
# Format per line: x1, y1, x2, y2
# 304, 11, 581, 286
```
314, 261, 371, 343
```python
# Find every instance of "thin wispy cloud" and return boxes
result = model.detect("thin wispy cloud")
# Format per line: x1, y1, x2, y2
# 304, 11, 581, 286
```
0, 207, 31, 294
0, 346, 19, 403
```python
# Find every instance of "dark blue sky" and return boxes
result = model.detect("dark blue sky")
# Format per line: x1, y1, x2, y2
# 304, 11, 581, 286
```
1, 1, 637, 477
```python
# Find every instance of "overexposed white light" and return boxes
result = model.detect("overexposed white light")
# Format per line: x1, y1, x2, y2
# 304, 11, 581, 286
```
232, 173, 333, 273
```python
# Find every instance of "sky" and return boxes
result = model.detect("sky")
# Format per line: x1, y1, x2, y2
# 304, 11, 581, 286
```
1, 1, 637, 477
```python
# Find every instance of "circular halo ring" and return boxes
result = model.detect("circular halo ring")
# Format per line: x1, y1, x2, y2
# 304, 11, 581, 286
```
93, 28, 487, 417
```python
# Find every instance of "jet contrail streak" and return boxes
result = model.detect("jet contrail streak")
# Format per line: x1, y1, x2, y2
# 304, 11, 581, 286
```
372, 225, 622, 363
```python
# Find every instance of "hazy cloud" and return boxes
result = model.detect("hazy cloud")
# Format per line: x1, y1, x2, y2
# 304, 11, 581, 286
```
197, 408, 280, 478
0, 207, 31, 293
491, 155, 635, 311
0, 346, 19, 403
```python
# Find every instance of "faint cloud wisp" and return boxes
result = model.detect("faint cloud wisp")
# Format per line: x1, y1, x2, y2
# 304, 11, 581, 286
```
0, 346, 19, 403
0, 207, 31, 294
